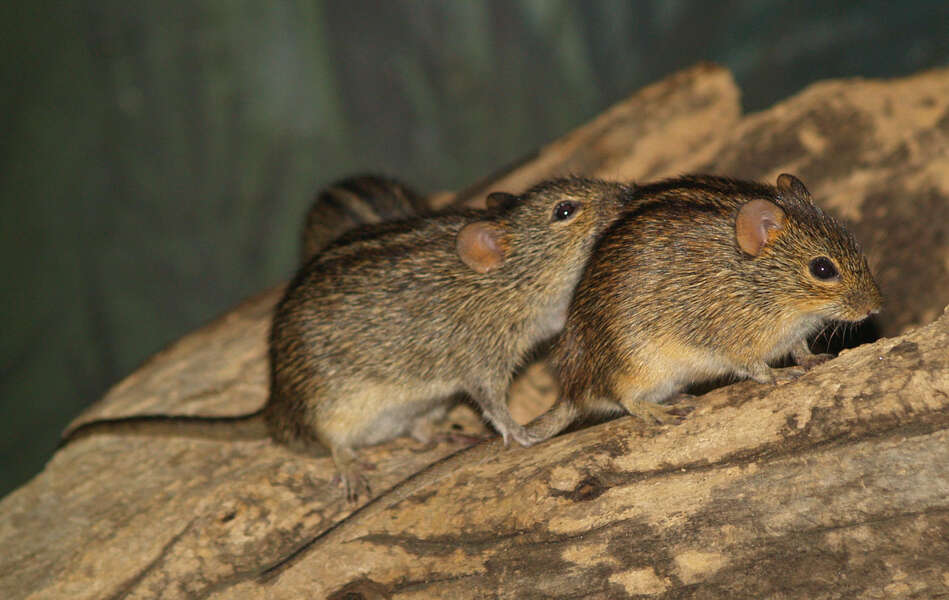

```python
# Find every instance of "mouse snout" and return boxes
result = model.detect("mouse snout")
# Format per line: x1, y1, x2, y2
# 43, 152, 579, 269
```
853, 289, 883, 320
867, 284, 884, 315
832, 283, 883, 322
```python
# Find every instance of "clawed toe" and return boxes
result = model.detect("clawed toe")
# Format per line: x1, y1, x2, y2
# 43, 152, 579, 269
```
337, 468, 371, 504
665, 403, 696, 418
510, 428, 539, 448
625, 401, 683, 425
497, 424, 536, 448
772, 366, 807, 384
330, 446, 374, 503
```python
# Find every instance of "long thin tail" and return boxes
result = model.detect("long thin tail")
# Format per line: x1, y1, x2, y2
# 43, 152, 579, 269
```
58, 409, 268, 449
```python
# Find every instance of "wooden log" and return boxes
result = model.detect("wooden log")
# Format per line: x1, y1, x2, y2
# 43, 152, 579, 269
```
2, 63, 948, 599
243, 307, 949, 599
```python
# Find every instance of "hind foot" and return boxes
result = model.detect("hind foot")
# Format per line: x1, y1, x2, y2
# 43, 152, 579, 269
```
330, 446, 374, 503
622, 399, 682, 425
661, 392, 698, 417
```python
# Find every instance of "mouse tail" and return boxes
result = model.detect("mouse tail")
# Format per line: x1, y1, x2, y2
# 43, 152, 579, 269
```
57, 408, 268, 449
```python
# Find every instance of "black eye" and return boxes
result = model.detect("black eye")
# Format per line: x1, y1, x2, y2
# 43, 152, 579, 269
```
809, 256, 839, 280
553, 201, 577, 221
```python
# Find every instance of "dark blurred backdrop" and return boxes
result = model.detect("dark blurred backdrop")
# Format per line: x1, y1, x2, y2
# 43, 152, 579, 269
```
2, 1, 947, 497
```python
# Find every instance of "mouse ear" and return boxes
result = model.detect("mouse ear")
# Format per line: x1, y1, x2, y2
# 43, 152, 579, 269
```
735, 199, 787, 257
485, 191, 518, 210
457, 221, 507, 273
776, 173, 813, 204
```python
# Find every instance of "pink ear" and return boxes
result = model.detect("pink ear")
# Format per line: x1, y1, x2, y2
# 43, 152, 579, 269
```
735, 199, 786, 256
457, 222, 506, 273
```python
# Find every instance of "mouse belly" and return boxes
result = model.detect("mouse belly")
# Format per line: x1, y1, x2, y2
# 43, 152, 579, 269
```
317, 379, 461, 448
611, 340, 737, 406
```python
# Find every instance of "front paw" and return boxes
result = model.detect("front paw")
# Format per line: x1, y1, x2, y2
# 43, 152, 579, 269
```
332, 467, 372, 504
771, 366, 806, 384
661, 392, 698, 417
625, 400, 682, 425
796, 352, 834, 370
500, 424, 536, 448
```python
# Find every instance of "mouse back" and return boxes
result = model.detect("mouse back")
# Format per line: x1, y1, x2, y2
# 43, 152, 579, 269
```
564, 174, 883, 363
616, 174, 882, 323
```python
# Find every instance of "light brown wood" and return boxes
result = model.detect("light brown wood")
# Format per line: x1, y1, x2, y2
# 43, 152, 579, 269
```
250, 308, 949, 599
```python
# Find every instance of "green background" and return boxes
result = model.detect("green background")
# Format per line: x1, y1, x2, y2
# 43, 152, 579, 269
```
2, 1, 947, 497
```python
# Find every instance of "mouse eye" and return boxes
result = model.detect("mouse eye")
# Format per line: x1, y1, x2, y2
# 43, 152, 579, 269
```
552, 201, 578, 222
809, 256, 839, 281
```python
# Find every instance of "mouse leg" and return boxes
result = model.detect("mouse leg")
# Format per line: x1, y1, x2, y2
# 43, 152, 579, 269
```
660, 392, 699, 417
791, 341, 834, 370
329, 444, 371, 503
524, 398, 579, 444
468, 383, 533, 447
740, 361, 808, 385
619, 395, 681, 425
613, 373, 682, 425
740, 361, 779, 384
314, 415, 373, 502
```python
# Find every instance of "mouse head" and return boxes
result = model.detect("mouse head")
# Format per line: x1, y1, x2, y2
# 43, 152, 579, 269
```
735, 173, 883, 323
456, 178, 629, 274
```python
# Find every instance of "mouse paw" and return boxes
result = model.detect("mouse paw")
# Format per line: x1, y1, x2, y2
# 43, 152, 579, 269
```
333, 467, 371, 504
518, 428, 550, 447
662, 391, 696, 405
500, 424, 536, 448
662, 393, 698, 417
624, 400, 682, 425
772, 366, 807, 384
330, 447, 375, 503
796, 352, 834, 370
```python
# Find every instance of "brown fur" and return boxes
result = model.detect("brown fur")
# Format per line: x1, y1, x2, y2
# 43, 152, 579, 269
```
267, 177, 632, 498
62, 176, 634, 502
526, 174, 884, 443
301, 174, 429, 261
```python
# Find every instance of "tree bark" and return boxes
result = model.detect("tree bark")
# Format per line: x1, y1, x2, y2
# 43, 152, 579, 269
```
252, 309, 949, 599
2, 63, 948, 599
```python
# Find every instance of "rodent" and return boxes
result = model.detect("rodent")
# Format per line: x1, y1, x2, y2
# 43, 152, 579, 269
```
60, 174, 428, 480
62, 177, 634, 501
525, 173, 884, 443
301, 174, 429, 261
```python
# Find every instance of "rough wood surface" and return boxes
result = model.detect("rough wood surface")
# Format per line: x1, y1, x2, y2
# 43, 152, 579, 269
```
2, 63, 949, 599
231, 308, 949, 599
